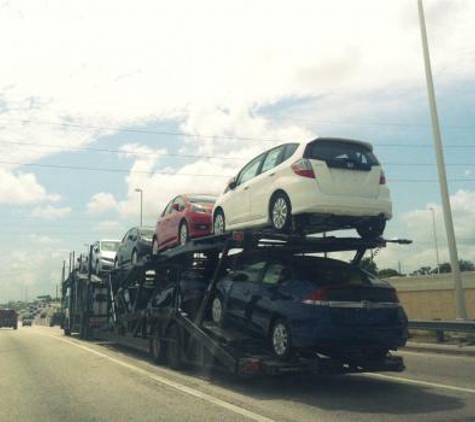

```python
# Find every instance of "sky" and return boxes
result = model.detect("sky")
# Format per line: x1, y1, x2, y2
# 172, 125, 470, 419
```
0, 0, 474, 301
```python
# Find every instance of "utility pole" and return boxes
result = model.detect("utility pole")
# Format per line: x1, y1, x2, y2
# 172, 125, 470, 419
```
418, 0, 467, 319
135, 188, 143, 226
429, 207, 440, 274
62, 261, 66, 283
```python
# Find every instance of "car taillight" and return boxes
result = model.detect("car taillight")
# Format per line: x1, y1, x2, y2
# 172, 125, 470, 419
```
291, 158, 315, 179
379, 170, 386, 185
389, 288, 399, 303
302, 289, 328, 305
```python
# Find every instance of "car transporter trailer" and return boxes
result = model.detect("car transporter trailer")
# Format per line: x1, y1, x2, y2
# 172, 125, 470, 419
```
62, 230, 411, 378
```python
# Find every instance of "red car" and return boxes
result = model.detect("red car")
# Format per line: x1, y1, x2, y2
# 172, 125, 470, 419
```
152, 194, 217, 253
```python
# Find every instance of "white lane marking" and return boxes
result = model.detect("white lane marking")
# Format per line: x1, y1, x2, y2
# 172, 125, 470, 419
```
40, 332, 276, 422
364, 373, 475, 395
400, 349, 475, 359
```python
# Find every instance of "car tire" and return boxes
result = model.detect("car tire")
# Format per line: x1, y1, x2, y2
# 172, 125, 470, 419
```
166, 323, 184, 370
152, 238, 159, 257
150, 324, 165, 364
211, 295, 224, 325
213, 210, 225, 235
179, 221, 189, 246
269, 193, 292, 233
357, 219, 386, 239
270, 319, 293, 360
131, 250, 138, 266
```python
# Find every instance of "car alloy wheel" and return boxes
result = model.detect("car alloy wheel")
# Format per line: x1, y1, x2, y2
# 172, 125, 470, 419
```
179, 222, 189, 246
271, 320, 291, 359
211, 296, 224, 324
213, 211, 225, 235
131, 250, 138, 265
270, 194, 291, 232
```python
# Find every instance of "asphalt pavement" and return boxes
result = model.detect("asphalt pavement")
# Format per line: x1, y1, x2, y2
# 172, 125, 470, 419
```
1, 325, 474, 422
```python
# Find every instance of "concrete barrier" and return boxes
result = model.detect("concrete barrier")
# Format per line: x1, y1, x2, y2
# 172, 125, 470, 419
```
386, 271, 475, 320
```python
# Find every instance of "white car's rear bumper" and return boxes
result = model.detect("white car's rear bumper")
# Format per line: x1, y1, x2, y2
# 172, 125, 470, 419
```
285, 178, 392, 220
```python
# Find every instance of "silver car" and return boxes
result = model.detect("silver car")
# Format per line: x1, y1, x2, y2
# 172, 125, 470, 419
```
91, 240, 120, 274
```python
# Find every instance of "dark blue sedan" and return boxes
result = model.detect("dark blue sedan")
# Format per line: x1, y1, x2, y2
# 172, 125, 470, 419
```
211, 252, 408, 360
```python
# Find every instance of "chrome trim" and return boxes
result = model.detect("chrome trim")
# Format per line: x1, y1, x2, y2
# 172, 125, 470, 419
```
302, 300, 400, 309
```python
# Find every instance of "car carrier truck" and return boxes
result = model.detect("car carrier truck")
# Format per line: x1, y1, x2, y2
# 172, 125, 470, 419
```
61, 230, 410, 378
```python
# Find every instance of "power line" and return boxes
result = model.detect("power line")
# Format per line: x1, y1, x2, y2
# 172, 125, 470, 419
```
0, 117, 475, 137
0, 159, 474, 180
0, 160, 234, 177
0, 139, 245, 161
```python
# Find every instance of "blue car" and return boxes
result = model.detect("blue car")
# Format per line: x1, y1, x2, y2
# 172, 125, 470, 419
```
211, 252, 408, 360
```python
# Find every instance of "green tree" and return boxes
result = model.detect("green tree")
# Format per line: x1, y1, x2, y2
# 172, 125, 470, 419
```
360, 257, 378, 275
459, 260, 475, 272
411, 266, 432, 276
378, 268, 400, 278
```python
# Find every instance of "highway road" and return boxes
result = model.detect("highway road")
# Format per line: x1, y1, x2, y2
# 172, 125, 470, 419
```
1, 325, 474, 422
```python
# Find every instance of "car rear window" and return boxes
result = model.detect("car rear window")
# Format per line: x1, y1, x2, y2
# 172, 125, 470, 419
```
292, 259, 373, 287
304, 139, 379, 170
188, 196, 217, 204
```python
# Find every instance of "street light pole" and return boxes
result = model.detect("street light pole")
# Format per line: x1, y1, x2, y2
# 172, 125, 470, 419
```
418, 0, 467, 319
135, 188, 143, 226
429, 208, 440, 274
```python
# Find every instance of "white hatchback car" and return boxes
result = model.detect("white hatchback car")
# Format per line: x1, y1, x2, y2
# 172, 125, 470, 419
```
212, 138, 392, 238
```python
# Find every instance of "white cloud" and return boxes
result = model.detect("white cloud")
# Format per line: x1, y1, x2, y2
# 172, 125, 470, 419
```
373, 190, 475, 272
0, 167, 48, 205
0, 0, 473, 169
31, 205, 72, 219
93, 220, 124, 235
29, 235, 61, 245
87, 192, 118, 214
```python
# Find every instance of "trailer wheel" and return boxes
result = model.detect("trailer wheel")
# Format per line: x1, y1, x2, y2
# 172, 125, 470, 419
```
150, 325, 165, 364
166, 323, 184, 370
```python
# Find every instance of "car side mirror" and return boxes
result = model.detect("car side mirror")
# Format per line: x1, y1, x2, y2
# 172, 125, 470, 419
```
228, 177, 237, 190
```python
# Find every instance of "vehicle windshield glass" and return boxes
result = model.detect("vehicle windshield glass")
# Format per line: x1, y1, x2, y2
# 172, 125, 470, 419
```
305, 140, 379, 166
188, 196, 217, 204
101, 241, 120, 252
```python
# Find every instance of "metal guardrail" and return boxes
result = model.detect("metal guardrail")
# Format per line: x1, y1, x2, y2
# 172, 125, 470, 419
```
408, 320, 475, 342
409, 320, 475, 333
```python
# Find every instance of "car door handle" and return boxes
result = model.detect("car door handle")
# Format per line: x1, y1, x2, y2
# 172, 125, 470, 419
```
243, 186, 249, 191
268, 172, 275, 177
